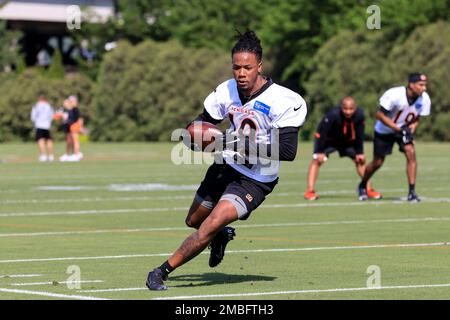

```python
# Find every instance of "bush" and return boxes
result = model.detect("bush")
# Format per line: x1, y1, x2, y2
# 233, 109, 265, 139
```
0, 69, 94, 142
91, 40, 230, 141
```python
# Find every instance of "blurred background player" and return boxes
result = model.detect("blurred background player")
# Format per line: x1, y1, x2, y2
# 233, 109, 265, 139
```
358, 73, 431, 202
68, 95, 84, 161
30, 94, 55, 162
304, 97, 381, 200
57, 96, 83, 162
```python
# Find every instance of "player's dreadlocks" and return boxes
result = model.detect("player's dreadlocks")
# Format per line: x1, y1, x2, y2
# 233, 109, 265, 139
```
231, 29, 263, 62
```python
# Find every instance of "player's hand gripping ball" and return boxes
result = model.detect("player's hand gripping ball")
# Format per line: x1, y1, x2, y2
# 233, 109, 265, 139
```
184, 121, 223, 152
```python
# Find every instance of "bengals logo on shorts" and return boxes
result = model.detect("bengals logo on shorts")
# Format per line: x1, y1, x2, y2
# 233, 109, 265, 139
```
246, 194, 253, 202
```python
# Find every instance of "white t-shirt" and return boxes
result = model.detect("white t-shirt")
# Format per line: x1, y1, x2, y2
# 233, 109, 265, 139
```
204, 79, 307, 182
375, 86, 431, 134
31, 101, 54, 130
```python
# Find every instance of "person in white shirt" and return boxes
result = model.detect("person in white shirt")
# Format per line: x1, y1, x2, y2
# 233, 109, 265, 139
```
30, 95, 55, 162
146, 30, 307, 291
358, 73, 431, 202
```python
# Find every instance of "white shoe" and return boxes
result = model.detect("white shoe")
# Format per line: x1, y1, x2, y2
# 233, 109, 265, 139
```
48, 155, 54, 162
38, 155, 47, 162
66, 154, 80, 162
75, 152, 83, 161
59, 154, 69, 162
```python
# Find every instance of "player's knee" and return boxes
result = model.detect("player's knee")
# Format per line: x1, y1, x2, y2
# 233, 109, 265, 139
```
197, 222, 221, 243
185, 216, 200, 229
185, 216, 194, 228
373, 158, 384, 169
315, 158, 325, 166
405, 147, 416, 159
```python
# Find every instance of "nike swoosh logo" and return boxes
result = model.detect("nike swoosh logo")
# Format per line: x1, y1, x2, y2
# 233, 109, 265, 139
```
294, 104, 302, 111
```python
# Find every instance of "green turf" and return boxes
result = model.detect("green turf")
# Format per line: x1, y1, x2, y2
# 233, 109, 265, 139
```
0, 141, 449, 300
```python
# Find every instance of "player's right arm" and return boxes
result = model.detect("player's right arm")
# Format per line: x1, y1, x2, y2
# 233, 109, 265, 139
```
31, 105, 37, 122
188, 85, 228, 127
376, 107, 401, 132
190, 109, 223, 126
315, 110, 335, 154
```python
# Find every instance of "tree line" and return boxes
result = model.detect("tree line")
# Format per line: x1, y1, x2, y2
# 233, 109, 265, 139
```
0, 0, 448, 142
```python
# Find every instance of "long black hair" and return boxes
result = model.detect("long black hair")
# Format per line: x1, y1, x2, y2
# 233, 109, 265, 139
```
231, 29, 263, 62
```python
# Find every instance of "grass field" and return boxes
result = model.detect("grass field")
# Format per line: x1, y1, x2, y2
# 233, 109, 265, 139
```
0, 141, 449, 300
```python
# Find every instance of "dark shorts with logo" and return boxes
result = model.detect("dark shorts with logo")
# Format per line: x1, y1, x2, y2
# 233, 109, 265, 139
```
314, 140, 357, 159
35, 129, 52, 141
196, 163, 278, 220
373, 132, 409, 157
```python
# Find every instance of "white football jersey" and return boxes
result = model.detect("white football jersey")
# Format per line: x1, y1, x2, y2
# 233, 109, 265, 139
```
204, 78, 307, 182
375, 86, 431, 134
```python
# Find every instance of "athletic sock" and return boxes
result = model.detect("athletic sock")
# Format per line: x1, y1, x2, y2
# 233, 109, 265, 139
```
159, 261, 174, 277
359, 180, 368, 189
409, 184, 415, 194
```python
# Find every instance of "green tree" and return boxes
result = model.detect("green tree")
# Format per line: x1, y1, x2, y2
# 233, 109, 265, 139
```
91, 40, 230, 141
305, 21, 450, 141
0, 20, 23, 72
45, 49, 65, 79
259, 0, 449, 93
304, 30, 389, 140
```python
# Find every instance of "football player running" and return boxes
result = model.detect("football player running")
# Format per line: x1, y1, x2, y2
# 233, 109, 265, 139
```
358, 73, 431, 202
146, 30, 307, 291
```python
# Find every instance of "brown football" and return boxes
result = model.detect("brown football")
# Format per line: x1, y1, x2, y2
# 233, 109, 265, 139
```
186, 121, 222, 152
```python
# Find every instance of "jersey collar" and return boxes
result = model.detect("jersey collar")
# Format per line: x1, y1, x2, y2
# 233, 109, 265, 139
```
238, 77, 273, 105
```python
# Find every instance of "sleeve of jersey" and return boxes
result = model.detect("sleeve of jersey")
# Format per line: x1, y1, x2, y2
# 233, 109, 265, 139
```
30, 106, 36, 122
379, 89, 395, 111
203, 89, 227, 121
419, 94, 431, 116
271, 95, 307, 129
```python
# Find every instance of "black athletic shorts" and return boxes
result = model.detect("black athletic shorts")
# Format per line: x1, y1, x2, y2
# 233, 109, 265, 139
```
313, 140, 357, 159
195, 163, 278, 220
373, 132, 409, 157
60, 123, 70, 134
35, 129, 52, 141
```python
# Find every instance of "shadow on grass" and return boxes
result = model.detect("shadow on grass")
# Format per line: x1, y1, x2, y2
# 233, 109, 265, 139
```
168, 273, 276, 288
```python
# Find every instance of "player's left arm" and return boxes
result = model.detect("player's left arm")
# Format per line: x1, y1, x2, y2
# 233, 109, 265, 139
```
276, 127, 299, 161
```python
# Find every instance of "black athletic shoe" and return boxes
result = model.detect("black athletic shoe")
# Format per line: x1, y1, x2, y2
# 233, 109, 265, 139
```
407, 192, 421, 202
146, 268, 168, 291
357, 183, 368, 201
208, 226, 236, 268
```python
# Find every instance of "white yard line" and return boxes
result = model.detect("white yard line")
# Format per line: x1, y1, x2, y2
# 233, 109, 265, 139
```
152, 283, 450, 300
0, 195, 193, 205
2, 187, 450, 205
1, 216, 450, 238
0, 274, 42, 278
10, 280, 104, 286
1, 197, 450, 218
80, 287, 145, 293
0, 242, 448, 264
79, 282, 450, 295
0, 287, 108, 300
0, 207, 186, 217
